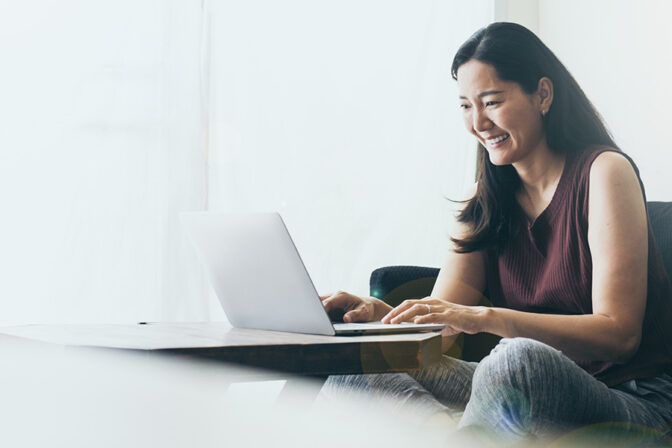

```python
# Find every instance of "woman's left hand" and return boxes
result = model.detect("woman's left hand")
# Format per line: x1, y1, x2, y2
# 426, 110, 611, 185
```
381, 297, 488, 337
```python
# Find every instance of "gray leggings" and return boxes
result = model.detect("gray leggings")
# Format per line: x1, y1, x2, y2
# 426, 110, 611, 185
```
322, 338, 672, 442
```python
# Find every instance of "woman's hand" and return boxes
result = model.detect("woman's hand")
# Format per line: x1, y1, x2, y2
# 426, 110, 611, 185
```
320, 291, 392, 323
381, 297, 489, 337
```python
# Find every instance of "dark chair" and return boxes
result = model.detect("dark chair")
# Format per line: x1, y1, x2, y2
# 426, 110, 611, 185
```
370, 201, 672, 362
649, 201, 672, 280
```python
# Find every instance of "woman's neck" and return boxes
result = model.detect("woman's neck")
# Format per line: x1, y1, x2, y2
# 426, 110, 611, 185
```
513, 145, 566, 220
513, 147, 566, 200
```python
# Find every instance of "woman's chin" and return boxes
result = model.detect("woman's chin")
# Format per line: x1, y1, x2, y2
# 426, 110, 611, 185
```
486, 151, 512, 166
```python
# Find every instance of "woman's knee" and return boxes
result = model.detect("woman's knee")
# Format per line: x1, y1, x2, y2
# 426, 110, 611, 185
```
468, 337, 569, 418
460, 338, 568, 436
474, 337, 564, 392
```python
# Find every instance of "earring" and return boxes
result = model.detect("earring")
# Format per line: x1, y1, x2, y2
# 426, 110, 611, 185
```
541, 109, 547, 116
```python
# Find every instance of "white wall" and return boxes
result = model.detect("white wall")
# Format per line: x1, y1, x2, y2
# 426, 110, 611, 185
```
538, 0, 672, 200
206, 0, 493, 298
495, 0, 539, 34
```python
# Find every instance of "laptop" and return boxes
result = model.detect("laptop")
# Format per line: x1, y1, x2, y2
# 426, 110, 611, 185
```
180, 212, 444, 336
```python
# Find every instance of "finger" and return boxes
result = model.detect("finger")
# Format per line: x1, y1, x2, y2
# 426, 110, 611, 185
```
413, 313, 442, 324
382, 297, 442, 323
322, 292, 362, 315
343, 305, 369, 323
416, 297, 443, 306
381, 299, 418, 323
322, 296, 344, 313
322, 298, 348, 322
320, 290, 346, 299
322, 294, 352, 312
320, 290, 350, 302
389, 303, 432, 324
321, 297, 333, 312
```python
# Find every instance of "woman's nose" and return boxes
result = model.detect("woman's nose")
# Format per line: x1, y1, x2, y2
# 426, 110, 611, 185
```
472, 108, 492, 132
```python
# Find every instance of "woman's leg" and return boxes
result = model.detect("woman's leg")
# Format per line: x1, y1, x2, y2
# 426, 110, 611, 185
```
458, 338, 672, 444
321, 355, 477, 420
409, 354, 478, 412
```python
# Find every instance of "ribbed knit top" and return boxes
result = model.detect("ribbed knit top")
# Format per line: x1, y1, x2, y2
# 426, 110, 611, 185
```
485, 145, 672, 386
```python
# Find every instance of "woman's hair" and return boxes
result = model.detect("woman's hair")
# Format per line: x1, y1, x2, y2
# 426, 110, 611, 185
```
450, 22, 617, 253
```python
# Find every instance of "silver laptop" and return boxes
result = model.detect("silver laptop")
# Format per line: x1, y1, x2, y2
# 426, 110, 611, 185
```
180, 212, 444, 336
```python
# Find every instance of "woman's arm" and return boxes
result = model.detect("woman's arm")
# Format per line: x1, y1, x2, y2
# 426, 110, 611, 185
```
382, 184, 487, 351
428, 220, 487, 352
430, 224, 486, 305
387, 152, 648, 363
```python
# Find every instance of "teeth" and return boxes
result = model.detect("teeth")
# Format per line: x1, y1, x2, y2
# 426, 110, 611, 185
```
486, 134, 509, 145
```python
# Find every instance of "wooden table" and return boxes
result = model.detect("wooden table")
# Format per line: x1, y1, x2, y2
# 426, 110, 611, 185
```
0, 322, 442, 400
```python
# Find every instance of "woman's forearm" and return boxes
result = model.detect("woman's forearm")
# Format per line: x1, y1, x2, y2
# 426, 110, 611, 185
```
481, 307, 641, 363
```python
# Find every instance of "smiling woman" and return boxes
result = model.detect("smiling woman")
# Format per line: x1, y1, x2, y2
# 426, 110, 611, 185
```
320, 22, 672, 444
450, 22, 618, 253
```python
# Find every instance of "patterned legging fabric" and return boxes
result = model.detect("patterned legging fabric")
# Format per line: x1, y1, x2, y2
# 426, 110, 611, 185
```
321, 338, 672, 443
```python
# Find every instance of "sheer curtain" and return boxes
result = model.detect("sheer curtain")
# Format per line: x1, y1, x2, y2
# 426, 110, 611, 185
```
0, 0, 216, 324
0, 0, 493, 325
206, 0, 493, 295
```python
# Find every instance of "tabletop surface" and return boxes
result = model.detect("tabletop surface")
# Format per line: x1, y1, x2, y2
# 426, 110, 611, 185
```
0, 322, 443, 375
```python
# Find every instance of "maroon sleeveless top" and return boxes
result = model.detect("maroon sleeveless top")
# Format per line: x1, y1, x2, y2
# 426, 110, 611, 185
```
485, 145, 672, 386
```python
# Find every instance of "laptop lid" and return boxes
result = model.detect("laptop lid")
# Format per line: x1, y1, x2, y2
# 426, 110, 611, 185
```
181, 212, 337, 335
181, 212, 444, 336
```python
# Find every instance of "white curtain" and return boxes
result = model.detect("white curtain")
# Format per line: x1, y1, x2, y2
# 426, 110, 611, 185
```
0, 0, 493, 325
206, 0, 492, 295
0, 0, 215, 324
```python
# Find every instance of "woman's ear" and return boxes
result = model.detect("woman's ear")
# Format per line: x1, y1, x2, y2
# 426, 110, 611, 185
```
537, 77, 554, 115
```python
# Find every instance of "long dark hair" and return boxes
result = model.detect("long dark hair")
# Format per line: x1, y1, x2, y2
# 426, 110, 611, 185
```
451, 22, 617, 253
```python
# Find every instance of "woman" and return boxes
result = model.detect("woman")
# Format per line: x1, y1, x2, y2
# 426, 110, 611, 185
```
320, 22, 672, 442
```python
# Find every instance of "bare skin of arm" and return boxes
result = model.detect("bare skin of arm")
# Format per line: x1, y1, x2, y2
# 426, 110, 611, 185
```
384, 152, 648, 363
377, 183, 487, 352
320, 185, 486, 353
322, 218, 486, 353
423, 218, 486, 352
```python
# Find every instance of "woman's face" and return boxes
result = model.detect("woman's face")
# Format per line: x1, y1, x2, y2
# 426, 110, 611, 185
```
456, 59, 548, 166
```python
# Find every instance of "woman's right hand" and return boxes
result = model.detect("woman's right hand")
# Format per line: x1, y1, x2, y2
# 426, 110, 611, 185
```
319, 291, 392, 323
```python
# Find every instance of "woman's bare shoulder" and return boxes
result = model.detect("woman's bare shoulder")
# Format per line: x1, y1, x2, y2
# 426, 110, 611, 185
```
589, 150, 639, 187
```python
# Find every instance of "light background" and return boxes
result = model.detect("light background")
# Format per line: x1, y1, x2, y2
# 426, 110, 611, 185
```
0, 0, 669, 325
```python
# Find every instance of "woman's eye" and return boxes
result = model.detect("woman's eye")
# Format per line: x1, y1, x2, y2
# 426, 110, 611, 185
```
459, 104, 471, 110
485, 101, 500, 107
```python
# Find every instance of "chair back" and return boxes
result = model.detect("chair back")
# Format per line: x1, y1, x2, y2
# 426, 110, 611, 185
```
648, 201, 672, 281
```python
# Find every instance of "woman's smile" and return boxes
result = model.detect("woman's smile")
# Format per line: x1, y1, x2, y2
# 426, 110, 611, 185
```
484, 133, 510, 148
